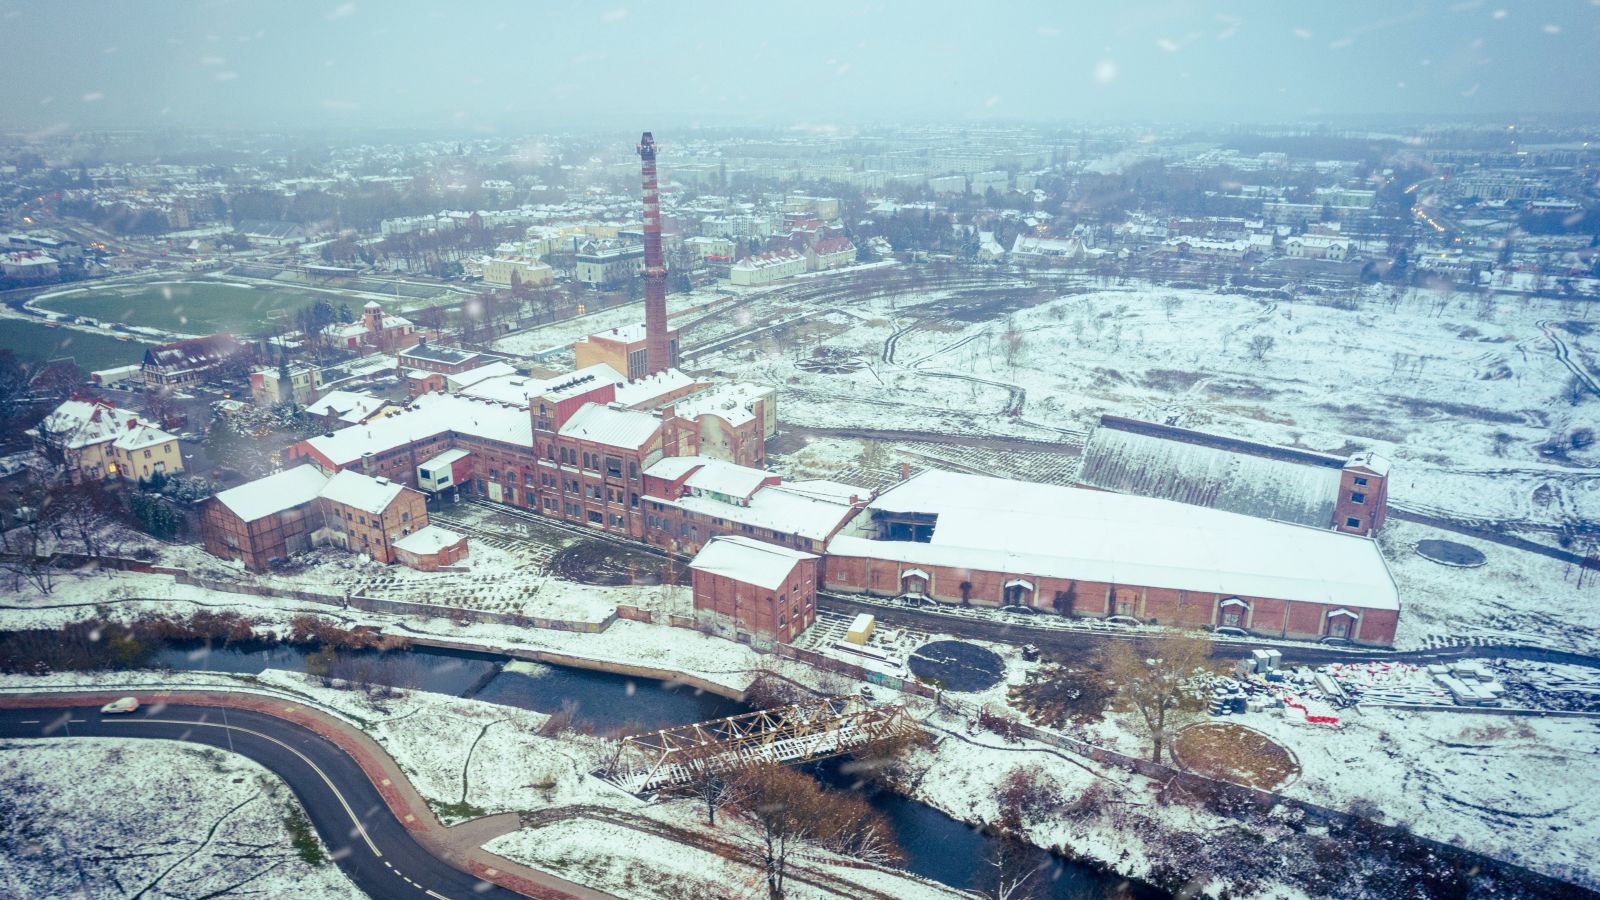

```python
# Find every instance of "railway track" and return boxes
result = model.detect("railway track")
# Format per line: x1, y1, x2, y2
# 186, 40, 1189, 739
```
1539, 318, 1600, 396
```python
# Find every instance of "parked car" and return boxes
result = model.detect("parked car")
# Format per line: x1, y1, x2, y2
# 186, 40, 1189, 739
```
1213, 626, 1250, 638
100, 697, 140, 714
1020, 644, 1041, 661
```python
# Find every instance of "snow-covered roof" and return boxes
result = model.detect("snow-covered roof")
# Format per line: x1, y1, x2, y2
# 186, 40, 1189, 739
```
684, 458, 773, 501
644, 455, 708, 482
614, 368, 699, 408
779, 479, 867, 503
584, 322, 650, 344
1345, 451, 1392, 476
318, 469, 407, 515
419, 447, 471, 470
446, 361, 519, 391
31, 400, 165, 450
112, 423, 176, 452
305, 390, 387, 425
557, 403, 660, 449
674, 382, 770, 428
539, 364, 627, 403
690, 535, 816, 591
835, 470, 1399, 611
1078, 426, 1343, 529
731, 249, 804, 270
213, 465, 329, 522
302, 392, 532, 467
394, 525, 465, 556
665, 482, 859, 543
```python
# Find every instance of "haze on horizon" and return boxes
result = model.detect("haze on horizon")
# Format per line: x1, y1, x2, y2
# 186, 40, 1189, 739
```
3, 0, 1599, 135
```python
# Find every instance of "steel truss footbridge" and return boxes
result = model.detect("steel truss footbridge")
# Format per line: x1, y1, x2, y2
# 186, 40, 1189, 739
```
604, 694, 918, 795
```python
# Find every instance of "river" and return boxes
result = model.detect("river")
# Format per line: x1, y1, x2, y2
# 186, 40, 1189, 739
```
156, 639, 1165, 899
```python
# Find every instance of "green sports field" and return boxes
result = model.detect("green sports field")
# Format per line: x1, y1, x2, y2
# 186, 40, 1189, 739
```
0, 318, 152, 372
35, 280, 358, 336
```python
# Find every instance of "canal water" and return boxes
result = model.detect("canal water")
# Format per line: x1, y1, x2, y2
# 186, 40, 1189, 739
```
157, 640, 1165, 899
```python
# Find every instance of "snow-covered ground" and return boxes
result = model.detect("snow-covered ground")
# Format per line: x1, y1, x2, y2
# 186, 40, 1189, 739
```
703, 275, 1598, 528
1380, 519, 1600, 653
1224, 706, 1600, 888
0, 737, 360, 899
0, 565, 784, 698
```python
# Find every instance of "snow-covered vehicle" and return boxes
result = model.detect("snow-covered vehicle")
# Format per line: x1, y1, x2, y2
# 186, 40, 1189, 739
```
100, 697, 140, 714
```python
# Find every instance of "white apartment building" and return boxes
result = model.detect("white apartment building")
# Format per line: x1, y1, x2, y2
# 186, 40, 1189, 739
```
483, 255, 555, 288
729, 249, 806, 286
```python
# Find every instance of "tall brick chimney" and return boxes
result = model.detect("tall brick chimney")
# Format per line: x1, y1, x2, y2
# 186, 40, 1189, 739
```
638, 132, 671, 376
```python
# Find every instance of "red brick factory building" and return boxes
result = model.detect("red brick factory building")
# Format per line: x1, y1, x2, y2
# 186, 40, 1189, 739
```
824, 470, 1400, 646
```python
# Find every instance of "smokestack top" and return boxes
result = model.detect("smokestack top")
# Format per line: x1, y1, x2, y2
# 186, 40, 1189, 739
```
638, 132, 656, 160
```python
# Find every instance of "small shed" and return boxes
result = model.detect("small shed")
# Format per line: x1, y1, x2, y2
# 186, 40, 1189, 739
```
845, 613, 876, 646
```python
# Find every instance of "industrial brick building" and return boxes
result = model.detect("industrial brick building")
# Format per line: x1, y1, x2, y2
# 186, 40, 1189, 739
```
824, 470, 1400, 646
641, 456, 862, 557
201, 465, 464, 573
689, 535, 819, 647
397, 340, 503, 398
1077, 416, 1391, 536
575, 323, 681, 381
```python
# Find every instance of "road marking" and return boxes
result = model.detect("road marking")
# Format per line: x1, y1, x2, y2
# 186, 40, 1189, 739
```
385, 861, 394, 869
19, 720, 39, 724
105, 717, 382, 858
426, 891, 450, 900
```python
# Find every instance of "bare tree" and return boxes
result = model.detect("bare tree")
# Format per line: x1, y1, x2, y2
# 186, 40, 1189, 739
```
1100, 634, 1213, 764
981, 828, 1048, 900
1002, 318, 1026, 370
0, 478, 60, 595
1246, 334, 1276, 362
42, 480, 126, 558
732, 764, 901, 899
674, 749, 748, 827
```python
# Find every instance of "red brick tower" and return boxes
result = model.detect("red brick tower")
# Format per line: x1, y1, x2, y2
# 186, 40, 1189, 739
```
638, 132, 671, 375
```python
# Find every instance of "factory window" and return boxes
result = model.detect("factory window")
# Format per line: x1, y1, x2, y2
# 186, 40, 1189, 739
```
1352, 476, 1368, 486
1350, 491, 1366, 504
1346, 517, 1362, 529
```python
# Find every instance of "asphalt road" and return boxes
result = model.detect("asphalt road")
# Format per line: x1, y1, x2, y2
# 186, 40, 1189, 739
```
0, 703, 526, 900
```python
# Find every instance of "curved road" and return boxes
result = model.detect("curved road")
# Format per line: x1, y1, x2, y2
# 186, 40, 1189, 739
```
0, 703, 539, 900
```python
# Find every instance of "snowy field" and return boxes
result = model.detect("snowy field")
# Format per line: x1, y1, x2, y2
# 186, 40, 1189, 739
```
1379, 519, 1600, 653
0, 737, 359, 899
1223, 706, 1600, 888
486, 807, 966, 900
695, 272, 1598, 531
248, 670, 625, 823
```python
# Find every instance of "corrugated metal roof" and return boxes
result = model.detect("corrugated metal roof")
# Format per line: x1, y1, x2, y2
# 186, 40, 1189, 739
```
1077, 427, 1341, 529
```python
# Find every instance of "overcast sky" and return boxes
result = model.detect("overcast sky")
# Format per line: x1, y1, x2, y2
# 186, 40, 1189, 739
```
3, 0, 1598, 134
